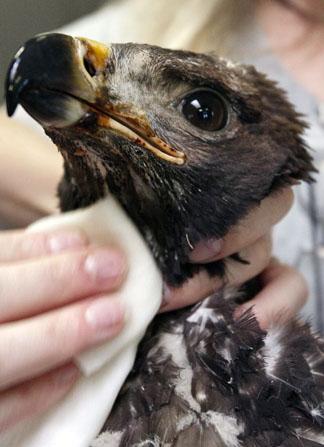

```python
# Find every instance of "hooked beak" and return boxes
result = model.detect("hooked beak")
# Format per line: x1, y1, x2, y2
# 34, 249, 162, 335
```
5, 33, 102, 127
5, 33, 185, 165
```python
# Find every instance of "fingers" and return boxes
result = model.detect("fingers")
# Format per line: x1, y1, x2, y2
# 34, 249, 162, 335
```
0, 363, 79, 432
225, 233, 272, 287
190, 187, 293, 263
235, 259, 308, 330
0, 246, 127, 323
161, 233, 272, 312
0, 227, 128, 430
161, 270, 222, 313
0, 229, 88, 263
0, 296, 125, 391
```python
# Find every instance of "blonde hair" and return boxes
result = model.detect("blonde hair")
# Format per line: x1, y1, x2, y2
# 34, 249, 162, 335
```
104, 0, 254, 56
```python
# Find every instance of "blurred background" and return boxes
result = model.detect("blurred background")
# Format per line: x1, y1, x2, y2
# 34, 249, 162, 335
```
0, 0, 106, 94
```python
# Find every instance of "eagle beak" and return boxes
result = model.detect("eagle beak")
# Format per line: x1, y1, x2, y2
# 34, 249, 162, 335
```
5, 33, 185, 165
5, 33, 104, 127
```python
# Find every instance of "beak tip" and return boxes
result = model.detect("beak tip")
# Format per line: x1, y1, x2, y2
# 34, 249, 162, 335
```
5, 67, 31, 117
7, 106, 17, 118
5, 88, 19, 117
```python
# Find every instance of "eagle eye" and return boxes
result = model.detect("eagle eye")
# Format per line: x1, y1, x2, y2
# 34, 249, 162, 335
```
181, 89, 228, 131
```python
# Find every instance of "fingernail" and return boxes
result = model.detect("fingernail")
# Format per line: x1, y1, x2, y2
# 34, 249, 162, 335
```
55, 363, 79, 386
84, 249, 126, 283
190, 239, 223, 263
48, 231, 87, 253
85, 297, 125, 333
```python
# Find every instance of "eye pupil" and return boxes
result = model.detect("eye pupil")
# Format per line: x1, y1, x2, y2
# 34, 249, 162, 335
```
182, 90, 227, 131
198, 107, 213, 123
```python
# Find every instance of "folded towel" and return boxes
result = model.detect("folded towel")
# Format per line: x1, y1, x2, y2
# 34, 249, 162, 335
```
1, 196, 163, 447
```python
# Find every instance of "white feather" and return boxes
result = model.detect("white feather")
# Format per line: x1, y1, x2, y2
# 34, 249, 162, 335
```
263, 328, 284, 377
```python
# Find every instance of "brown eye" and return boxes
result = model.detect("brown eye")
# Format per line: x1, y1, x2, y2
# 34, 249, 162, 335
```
181, 90, 228, 131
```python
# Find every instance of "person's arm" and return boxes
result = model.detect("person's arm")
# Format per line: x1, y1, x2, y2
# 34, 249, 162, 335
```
0, 109, 62, 227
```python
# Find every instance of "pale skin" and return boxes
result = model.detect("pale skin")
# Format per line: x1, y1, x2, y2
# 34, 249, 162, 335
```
0, 0, 322, 432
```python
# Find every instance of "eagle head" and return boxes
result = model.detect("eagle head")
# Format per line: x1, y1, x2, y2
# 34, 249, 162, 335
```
5, 33, 315, 285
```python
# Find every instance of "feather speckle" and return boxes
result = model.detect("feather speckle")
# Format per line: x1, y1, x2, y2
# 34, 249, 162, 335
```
95, 292, 324, 446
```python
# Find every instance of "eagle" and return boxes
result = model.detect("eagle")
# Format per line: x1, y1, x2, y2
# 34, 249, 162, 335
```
5, 33, 324, 447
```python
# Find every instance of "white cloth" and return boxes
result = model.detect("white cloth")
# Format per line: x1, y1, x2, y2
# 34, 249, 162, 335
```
1, 196, 162, 447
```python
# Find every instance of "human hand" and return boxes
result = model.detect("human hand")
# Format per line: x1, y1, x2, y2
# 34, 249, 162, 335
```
160, 188, 308, 329
0, 230, 127, 432
234, 257, 308, 330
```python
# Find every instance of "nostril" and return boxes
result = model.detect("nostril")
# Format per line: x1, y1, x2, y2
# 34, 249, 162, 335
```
83, 57, 97, 77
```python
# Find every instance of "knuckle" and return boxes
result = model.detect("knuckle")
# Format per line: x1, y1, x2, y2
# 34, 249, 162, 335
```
228, 237, 273, 287
47, 250, 88, 291
241, 235, 273, 273
20, 232, 49, 257
67, 250, 88, 279
46, 309, 84, 357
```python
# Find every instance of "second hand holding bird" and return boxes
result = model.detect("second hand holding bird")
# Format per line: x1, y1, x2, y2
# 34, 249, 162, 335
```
162, 187, 308, 331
